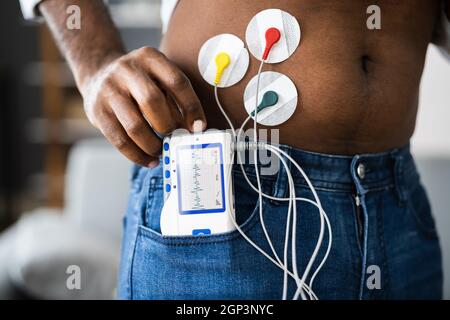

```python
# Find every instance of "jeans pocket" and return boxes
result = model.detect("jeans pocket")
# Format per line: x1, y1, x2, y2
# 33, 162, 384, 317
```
130, 164, 279, 299
407, 183, 438, 240
130, 199, 265, 299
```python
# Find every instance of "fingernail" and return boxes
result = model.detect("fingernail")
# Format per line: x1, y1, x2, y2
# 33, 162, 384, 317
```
148, 160, 160, 168
192, 120, 205, 133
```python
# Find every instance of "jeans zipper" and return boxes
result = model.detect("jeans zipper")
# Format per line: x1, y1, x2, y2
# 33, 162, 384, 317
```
354, 194, 364, 244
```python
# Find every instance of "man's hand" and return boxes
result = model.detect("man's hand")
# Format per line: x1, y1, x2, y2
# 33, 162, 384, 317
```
82, 47, 206, 167
40, 0, 206, 167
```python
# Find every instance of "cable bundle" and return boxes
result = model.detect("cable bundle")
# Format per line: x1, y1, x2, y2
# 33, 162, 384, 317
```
214, 57, 332, 300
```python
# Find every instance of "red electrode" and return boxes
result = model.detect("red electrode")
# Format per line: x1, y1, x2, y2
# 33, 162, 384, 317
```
262, 27, 281, 60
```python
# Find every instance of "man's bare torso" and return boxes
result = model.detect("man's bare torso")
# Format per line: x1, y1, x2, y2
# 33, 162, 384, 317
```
160, 0, 440, 154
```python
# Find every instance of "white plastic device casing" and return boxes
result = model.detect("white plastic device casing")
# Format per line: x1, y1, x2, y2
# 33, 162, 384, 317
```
160, 130, 236, 236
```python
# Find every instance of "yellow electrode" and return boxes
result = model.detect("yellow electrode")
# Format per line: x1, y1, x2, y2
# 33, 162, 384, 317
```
214, 52, 231, 85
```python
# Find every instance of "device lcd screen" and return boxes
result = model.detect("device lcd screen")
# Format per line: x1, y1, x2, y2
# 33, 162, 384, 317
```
176, 143, 226, 214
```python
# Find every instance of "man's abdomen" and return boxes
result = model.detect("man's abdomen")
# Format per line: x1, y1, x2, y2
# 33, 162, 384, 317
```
160, 0, 439, 154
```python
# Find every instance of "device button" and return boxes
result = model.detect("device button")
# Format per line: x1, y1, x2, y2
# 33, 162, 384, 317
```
164, 156, 170, 165
165, 170, 171, 178
163, 142, 170, 151
165, 184, 171, 192
192, 229, 211, 236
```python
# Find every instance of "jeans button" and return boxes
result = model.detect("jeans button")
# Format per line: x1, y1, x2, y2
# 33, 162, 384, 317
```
357, 163, 366, 179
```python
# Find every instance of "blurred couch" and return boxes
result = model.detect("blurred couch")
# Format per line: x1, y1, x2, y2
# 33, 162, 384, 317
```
0, 139, 130, 299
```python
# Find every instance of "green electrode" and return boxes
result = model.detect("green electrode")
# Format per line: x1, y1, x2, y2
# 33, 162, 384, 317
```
251, 91, 279, 117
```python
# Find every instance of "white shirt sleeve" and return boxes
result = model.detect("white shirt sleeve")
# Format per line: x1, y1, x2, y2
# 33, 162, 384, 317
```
160, 0, 178, 33
432, 2, 450, 60
19, 0, 44, 21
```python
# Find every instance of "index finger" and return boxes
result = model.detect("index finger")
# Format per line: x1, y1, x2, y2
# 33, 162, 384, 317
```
140, 51, 207, 132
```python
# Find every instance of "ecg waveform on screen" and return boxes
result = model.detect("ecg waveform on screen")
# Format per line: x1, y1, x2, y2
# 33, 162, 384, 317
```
191, 159, 205, 210
178, 145, 223, 213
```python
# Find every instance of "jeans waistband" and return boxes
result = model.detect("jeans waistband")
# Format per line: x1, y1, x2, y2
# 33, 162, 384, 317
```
234, 143, 419, 201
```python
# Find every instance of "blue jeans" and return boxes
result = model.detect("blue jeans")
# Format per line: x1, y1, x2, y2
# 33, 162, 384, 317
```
118, 144, 442, 299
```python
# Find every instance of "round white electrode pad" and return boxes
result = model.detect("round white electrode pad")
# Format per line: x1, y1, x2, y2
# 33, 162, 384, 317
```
198, 33, 250, 88
246, 9, 301, 63
243, 71, 298, 126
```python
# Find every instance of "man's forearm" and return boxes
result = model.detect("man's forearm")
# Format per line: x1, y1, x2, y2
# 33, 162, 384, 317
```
39, 0, 125, 93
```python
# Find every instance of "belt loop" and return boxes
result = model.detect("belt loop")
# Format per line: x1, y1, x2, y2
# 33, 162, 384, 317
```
350, 155, 367, 196
271, 146, 289, 202
391, 150, 407, 206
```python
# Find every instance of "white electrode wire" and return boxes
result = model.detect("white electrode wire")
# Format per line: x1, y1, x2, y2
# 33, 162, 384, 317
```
301, 198, 332, 300
264, 145, 329, 300
253, 61, 289, 266
243, 60, 306, 300
252, 60, 301, 299
242, 58, 305, 299
266, 145, 306, 300
214, 85, 236, 135
222, 152, 317, 298
268, 146, 307, 300
221, 60, 293, 295
236, 121, 318, 300
238, 140, 332, 300
265, 145, 295, 299
268, 145, 327, 300
214, 62, 330, 300
253, 61, 282, 266
236, 115, 332, 300
264, 145, 297, 299
282, 186, 293, 300
236, 113, 306, 299
214, 84, 313, 298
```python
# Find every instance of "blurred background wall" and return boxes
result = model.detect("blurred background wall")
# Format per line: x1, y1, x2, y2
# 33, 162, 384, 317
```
0, 0, 163, 299
0, 0, 448, 299
413, 47, 450, 158
0, 0, 162, 225
412, 45, 450, 299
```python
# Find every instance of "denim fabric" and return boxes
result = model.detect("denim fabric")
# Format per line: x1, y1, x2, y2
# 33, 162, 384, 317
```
118, 144, 442, 300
